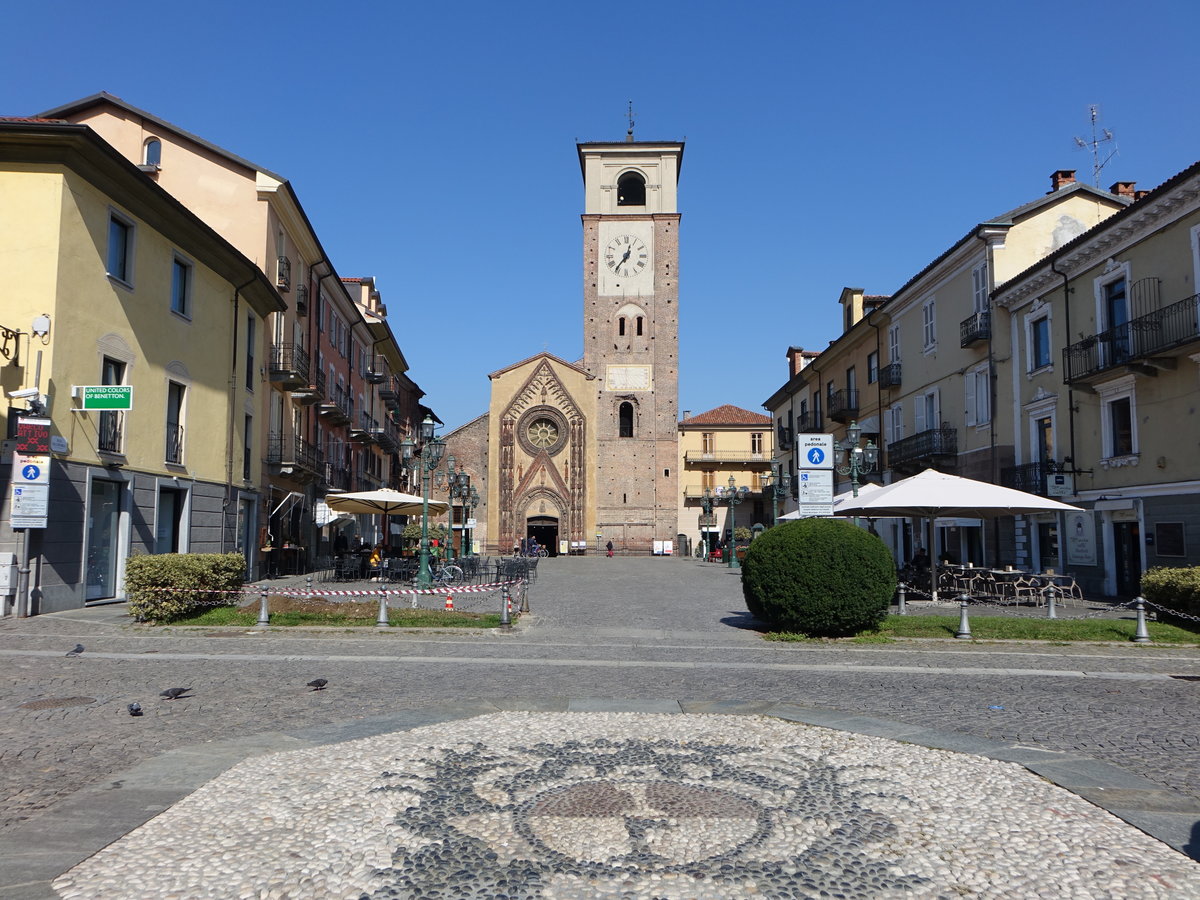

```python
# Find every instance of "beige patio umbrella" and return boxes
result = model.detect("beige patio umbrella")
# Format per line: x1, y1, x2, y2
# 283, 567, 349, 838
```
324, 489, 449, 549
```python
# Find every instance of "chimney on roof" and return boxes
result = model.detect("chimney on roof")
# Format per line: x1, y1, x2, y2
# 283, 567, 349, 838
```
1050, 170, 1077, 192
1134, 190, 1150, 201
786, 347, 809, 377
681, 410, 690, 421
1109, 181, 1136, 199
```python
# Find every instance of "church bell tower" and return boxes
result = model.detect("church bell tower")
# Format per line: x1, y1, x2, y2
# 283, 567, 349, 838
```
578, 133, 683, 550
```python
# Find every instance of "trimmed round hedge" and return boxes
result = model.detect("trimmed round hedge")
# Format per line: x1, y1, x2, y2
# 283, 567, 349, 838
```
741, 518, 897, 636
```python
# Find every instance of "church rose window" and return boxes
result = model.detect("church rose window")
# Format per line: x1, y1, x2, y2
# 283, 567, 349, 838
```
527, 417, 559, 449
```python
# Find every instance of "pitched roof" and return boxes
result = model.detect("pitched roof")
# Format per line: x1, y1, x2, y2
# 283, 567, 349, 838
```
680, 405, 771, 427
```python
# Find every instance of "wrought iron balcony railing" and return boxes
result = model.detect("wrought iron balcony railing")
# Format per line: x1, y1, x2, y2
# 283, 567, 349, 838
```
999, 460, 1064, 497
797, 412, 823, 433
318, 384, 352, 424
887, 426, 957, 469
828, 389, 859, 423
165, 424, 184, 464
266, 433, 320, 473
269, 343, 309, 387
960, 310, 991, 347
1064, 293, 1200, 383
292, 369, 325, 405
98, 411, 123, 453
879, 362, 901, 388
776, 424, 793, 450
684, 450, 771, 464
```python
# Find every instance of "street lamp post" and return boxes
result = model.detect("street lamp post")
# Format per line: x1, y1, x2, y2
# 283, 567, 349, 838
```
463, 485, 479, 557
699, 488, 716, 560
399, 414, 445, 588
765, 463, 792, 525
834, 419, 879, 530
721, 474, 750, 571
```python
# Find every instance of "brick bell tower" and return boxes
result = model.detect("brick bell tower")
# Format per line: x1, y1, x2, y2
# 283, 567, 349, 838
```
578, 132, 683, 551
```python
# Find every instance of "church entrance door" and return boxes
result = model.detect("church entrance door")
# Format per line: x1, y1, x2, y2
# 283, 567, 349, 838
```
527, 516, 559, 557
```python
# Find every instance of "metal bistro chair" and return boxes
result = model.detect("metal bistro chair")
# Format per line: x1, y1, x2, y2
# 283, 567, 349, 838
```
388, 557, 417, 584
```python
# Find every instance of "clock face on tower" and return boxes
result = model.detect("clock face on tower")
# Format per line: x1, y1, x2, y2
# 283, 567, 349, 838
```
604, 235, 648, 279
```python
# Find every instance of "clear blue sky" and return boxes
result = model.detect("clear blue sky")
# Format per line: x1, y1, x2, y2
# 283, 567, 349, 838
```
5, 0, 1197, 431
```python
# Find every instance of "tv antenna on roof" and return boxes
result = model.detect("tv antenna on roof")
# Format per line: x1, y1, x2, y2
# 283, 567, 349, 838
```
626, 100, 635, 142
1073, 104, 1118, 186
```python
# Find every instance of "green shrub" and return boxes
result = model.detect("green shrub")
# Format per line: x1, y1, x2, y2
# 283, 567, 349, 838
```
125, 552, 247, 623
1141, 566, 1200, 620
741, 519, 896, 637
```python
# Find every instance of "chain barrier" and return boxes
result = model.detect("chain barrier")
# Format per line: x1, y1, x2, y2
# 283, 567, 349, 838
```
894, 581, 1140, 622
1140, 598, 1200, 625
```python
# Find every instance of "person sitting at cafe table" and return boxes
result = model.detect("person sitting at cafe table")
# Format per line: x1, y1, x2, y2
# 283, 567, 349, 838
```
369, 542, 383, 569
910, 547, 930, 571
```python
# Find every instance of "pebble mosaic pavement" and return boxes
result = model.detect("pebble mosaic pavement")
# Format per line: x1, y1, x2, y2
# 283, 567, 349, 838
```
52, 713, 1200, 899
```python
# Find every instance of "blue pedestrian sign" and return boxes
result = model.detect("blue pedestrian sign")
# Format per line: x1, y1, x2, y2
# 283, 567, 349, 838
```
21, 464, 41, 481
806, 447, 825, 466
14, 453, 50, 485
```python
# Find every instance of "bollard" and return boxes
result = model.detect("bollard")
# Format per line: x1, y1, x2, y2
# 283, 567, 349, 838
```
1132, 596, 1152, 643
409, 590, 418, 610
377, 588, 390, 628
897, 582, 907, 616
306, 574, 314, 600
519, 579, 530, 614
256, 586, 270, 628
500, 584, 511, 628
954, 593, 972, 640
1045, 585, 1057, 619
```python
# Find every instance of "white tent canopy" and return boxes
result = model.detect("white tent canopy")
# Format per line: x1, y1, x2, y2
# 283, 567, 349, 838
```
835, 469, 1079, 520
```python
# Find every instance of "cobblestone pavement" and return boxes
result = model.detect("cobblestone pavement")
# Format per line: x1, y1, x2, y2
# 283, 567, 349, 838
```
2, 556, 1200, 896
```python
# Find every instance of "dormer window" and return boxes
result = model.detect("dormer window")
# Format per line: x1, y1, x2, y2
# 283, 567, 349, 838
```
139, 138, 162, 172
617, 172, 646, 206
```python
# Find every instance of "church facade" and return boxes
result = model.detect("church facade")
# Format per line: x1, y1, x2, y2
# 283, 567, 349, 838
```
447, 138, 683, 554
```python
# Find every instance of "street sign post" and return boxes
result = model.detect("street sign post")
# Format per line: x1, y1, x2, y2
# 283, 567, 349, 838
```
11, 451, 50, 528
73, 385, 134, 411
796, 469, 834, 517
797, 434, 834, 469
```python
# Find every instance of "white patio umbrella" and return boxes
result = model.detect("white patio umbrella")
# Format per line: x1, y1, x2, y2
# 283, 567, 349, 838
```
835, 469, 1081, 600
323, 489, 449, 548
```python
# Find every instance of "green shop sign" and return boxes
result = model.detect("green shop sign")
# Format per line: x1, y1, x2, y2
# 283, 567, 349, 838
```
75, 385, 134, 411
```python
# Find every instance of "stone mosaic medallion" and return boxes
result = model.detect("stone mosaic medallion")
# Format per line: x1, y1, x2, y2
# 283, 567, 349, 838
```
367, 735, 925, 898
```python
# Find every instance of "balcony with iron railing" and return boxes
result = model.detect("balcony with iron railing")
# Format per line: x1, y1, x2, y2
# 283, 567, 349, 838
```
797, 412, 823, 433
887, 425, 957, 470
292, 369, 326, 405
350, 411, 375, 443
960, 310, 991, 347
323, 462, 352, 492
684, 450, 772, 465
98, 410, 123, 454
373, 419, 400, 453
269, 343, 309, 388
879, 362, 901, 388
1064, 293, 1200, 384
828, 389, 859, 423
318, 384, 352, 425
683, 484, 766, 499
266, 433, 321, 478
378, 376, 401, 410
276, 255, 291, 292
999, 459, 1068, 497
165, 423, 184, 465
776, 424, 793, 450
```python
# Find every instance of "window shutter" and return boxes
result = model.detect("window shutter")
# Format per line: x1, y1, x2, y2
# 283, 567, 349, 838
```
964, 372, 977, 426
914, 396, 926, 434
932, 388, 941, 428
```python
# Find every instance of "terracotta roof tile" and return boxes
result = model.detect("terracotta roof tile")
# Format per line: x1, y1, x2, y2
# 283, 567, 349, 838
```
679, 404, 771, 426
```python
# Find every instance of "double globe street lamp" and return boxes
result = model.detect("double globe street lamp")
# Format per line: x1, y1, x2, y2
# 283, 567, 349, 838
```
435, 459, 473, 559
709, 475, 750, 570
400, 414, 445, 588
833, 419, 879, 499
764, 463, 792, 526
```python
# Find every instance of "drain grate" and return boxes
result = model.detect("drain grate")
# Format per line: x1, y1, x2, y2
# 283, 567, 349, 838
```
1170, 675, 1200, 681
19, 696, 96, 710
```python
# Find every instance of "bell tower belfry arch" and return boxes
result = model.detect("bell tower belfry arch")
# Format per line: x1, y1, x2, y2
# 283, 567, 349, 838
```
578, 137, 683, 550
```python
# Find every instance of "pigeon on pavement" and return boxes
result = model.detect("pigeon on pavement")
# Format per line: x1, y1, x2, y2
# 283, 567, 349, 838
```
159, 687, 191, 700
128, 702, 143, 716
306, 678, 328, 691
65, 644, 84, 657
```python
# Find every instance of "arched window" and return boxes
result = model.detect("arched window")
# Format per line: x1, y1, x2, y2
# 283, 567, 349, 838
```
143, 138, 162, 168
619, 402, 634, 437
617, 172, 645, 206
618, 317, 626, 336
636, 316, 644, 336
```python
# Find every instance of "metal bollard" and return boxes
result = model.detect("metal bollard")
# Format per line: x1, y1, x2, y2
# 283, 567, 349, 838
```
377, 588, 390, 628
897, 582, 907, 616
954, 593, 972, 639
519, 579, 530, 613
306, 574, 314, 599
1132, 596, 1152, 643
256, 586, 270, 628
1045, 585, 1057, 619
500, 584, 511, 628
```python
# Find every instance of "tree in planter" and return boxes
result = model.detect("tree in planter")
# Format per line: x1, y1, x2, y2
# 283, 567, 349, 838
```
741, 518, 896, 636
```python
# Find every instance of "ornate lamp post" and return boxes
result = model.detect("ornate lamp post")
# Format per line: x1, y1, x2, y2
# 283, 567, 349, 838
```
765, 463, 792, 526
720, 474, 750, 571
463, 485, 480, 557
699, 488, 717, 560
434, 454, 457, 560
399, 414, 445, 587
437, 460, 473, 559
833, 420, 879, 499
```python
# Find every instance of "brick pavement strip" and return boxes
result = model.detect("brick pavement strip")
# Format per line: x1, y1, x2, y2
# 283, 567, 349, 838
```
0, 557, 1199, 897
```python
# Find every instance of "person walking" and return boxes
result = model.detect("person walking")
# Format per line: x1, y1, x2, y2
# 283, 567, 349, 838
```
606, 540, 614, 558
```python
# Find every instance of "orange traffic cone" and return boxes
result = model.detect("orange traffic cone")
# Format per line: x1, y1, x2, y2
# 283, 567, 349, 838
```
444, 594, 454, 611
